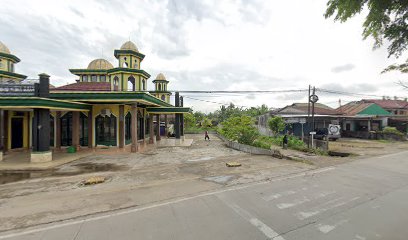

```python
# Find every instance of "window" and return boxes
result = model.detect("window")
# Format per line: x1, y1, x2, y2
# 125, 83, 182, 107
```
113, 76, 119, 86
91, 75, 97, 82
158, 83, 162, 91
161, 95, 166, 101
100, 75, 106, 82
0, 59, 2, 69
83, 75, 88, 82
134, 59, 138, 68
142, 79, 145, 90
10, 63, 14, 72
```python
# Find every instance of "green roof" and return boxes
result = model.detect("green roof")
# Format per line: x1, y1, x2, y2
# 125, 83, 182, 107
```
358, 104, 391, 116
0, 97, 91, 111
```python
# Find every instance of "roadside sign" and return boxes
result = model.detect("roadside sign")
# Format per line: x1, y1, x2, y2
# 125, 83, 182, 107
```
299, 118, 306, 124
310, 132, 316, 135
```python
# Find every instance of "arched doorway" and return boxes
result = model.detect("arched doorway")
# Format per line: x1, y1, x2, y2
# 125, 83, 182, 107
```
95, 114, 117, 146
60, 112, 88, 146
128, 76, 135, 91
113, 76, 119, 91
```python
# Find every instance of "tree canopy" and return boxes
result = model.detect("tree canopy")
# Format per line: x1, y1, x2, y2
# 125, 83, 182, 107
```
219, 115, 259, 145
268, 116, 286, 135
324, 0, 408, 73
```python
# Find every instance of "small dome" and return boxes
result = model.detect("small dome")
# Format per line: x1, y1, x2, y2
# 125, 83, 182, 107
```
155, 73, 167, 80
87, 59, 114, 70
120, 41, 139, 52
0, 41, 11, 54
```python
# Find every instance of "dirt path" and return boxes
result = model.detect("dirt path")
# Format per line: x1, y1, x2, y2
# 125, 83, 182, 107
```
0, 134, 312, 232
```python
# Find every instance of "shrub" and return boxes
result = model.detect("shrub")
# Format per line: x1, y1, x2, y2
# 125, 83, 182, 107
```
267, 116, 286, 135
381, 127, 404, 136
219, 116, 259, 145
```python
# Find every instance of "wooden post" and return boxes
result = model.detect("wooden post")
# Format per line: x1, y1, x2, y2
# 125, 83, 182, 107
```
119, 105, 124, 148
164, 115, 168, 137
87, 109, 93, 148
55, 111, 61, 150
131, 104, 138, 152
156, 114, 161, 141
72, 111, 80, 151
149, 114, 154, 144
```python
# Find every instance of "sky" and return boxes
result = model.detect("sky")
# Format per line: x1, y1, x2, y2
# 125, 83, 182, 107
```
1, 0, 407, 113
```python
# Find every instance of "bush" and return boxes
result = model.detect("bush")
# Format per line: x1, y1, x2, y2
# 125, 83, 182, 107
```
219, 116, 259, 145
381, 127, 404, 136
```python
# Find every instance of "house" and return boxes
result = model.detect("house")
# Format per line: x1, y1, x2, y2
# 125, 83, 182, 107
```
0, 40, 189, 162
337, 101, 391, 138
257, 103, 340, 138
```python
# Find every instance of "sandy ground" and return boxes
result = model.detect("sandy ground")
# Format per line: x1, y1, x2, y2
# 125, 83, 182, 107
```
0, 134, 406, 232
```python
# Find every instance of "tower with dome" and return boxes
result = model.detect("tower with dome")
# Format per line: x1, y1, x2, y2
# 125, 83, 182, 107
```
0, 41, 27, 83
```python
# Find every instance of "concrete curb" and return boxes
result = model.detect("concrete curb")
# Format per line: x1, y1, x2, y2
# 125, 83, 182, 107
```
216, 133, 291, 160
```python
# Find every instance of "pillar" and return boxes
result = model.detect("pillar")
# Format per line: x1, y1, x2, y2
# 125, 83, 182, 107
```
87, 109, 93, 148
0, 110, 4, 161
149, 114, 155, 144
164, 115, 168, 137
156, 114, 161, 141
55, 111, 61, 150
119, 105, 124, 148
72, 111, 80, 150
175, 92, 181, 139
131, 104, 138, 152
367, 120, 371, 132
31, 74, 52, 162
3, 110, 8, 153
180, 96, 184, 138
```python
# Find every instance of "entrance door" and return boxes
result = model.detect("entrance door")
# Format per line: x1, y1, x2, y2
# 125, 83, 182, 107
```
11, 118, 23, 149
95, 115, 117, 146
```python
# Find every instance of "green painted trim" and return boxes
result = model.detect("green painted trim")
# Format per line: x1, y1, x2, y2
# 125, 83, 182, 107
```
69, 69, 108, 75
49, 92, 173, 107
114, 50, 145, 60
107, 68, 151, 78
147, 107, 190, 113
358, 103, 391, 116
0, 97, 92, 110
0, 70, 27, 79
152, 79, 169, 83
0, 52, 20, 62
149, 91, 172, 95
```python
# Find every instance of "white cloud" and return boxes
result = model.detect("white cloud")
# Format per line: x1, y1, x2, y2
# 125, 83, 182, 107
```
0, 0, 406, 112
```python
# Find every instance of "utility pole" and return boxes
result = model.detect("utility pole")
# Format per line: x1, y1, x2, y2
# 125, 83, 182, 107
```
307, 85, 311, 148
311, 86, 316, 132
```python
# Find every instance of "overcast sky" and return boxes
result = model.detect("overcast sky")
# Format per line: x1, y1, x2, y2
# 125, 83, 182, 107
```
1, 0, 407, 112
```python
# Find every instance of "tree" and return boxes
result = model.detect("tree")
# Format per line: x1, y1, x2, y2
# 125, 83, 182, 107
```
184, 113, 196, 128
219, 116, 259, 145
324, 0, 408, 74
268, 116, 286, 135
201, 117, 212, 128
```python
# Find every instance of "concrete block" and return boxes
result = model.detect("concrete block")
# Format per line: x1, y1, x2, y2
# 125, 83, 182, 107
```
0, 152, 3, 162
31, 151, 52, 163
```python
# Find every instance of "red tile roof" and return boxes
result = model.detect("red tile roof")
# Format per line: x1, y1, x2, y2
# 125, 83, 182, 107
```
362, 99, 408, 109
53, 82, 111, 91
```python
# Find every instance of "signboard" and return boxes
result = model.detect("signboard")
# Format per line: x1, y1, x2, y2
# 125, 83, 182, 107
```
299, 118, 306, 124
285, 118, 307, 124
310, 132, 316, 135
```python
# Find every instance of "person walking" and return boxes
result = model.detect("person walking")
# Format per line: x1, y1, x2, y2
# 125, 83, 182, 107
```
282, 134, 288, 149
205, 130, 210, 141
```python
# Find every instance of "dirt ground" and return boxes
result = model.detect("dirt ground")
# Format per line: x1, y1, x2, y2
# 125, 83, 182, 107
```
0, 134, 406, 232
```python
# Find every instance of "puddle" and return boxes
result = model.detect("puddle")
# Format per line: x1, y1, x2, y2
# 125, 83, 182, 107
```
0, 163, 128, 185
203, 175, 234, 184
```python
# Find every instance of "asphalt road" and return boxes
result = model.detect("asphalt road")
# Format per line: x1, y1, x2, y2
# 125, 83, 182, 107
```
1, 150, 408, 240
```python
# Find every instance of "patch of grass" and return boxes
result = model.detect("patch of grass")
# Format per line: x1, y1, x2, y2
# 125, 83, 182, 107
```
185, 126, 217, 134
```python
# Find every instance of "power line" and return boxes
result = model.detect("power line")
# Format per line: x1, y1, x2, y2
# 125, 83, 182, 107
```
183, 96, 249, 108
169, 89, 308, 94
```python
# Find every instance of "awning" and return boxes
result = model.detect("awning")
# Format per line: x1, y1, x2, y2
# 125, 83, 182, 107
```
146, 107, 190, 114
0, 97, 91, 111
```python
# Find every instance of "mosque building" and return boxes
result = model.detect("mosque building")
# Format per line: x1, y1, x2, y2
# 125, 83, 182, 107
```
0, 40, 189, 162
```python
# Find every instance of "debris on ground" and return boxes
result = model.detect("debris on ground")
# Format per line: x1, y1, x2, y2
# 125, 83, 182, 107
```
81, 176, 106, 185
226, 162, 241, 167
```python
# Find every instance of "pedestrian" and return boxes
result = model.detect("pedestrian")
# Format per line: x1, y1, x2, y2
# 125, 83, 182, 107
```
282, 134, 288, 149
205, 130, 210, 141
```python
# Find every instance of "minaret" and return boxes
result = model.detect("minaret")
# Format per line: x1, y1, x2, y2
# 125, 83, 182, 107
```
152, 73, 171, 103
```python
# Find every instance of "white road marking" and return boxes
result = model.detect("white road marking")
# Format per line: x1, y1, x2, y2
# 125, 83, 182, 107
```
0, 166, 336, 239
276, 191, 336, 209
317, 219, 348, 234
225, 202, 286, 240
297, 197, 360, 220
262, 190, 296, 201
